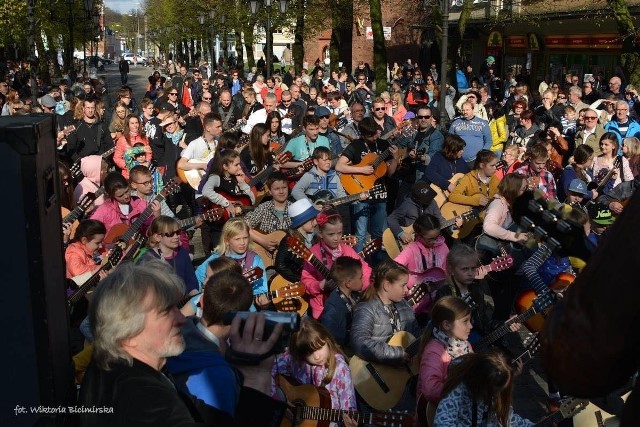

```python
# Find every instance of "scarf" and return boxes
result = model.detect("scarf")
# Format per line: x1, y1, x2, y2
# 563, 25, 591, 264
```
432, 326, 472, 359
166, 129, 185, 146
320, 240, 342, 260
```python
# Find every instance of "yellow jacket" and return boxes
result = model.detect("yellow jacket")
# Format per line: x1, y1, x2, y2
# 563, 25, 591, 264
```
448, 170, 500, 207
489, 115, 508, 153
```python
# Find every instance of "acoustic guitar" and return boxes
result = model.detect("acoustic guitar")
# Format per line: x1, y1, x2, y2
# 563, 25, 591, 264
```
515, 272, 575, 333
104, 179, 181, 245
178, 266, 264, 309
268, 275, 309, 315
62, 188, 106, 239
70, 145, 114, 180
276, 374, 413, 427
246, 151, 293, 200
381, 208, 480, 259
439, 202, 486, 239
430, 172, 465, 208
309, 184, 387, 209
340, 148, 393, 195
349, 331, 420, 410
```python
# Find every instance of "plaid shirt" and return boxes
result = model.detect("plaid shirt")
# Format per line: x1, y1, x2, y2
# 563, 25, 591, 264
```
515, 163, 557, 200
244, 200, 292, 233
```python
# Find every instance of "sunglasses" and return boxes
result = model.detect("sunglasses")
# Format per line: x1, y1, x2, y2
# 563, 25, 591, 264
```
374, 107, 386, 111
557, 96, 566, 99
318, 115, 329, 119
203, 97, 212, 100
162, 230, 180, 238
169, 92, 178, 96
282, 99, 292, 103
584, 116, 598, 120
202, 83, 210, 86
417, 115, 431, 119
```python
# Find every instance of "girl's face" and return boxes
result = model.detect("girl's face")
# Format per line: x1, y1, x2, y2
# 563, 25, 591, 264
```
128, 117, 140, 134
318, 221, 343, 249
270, 119, 280, 133
158, 228, 181, 250
577, 155, 594, 169
600, 139, 615, 154
480, 158, 498, 177
305, 343, 330, 367
116, 108, 126, 118
83, 234, 105, 254
417, 229, 440, 248
112, 187, 131, 204
622, 144, 628, 156
384, 273, 409, 302
444, 314, 473, 341
223, 157, 242, 176
227, 230, 249, 254
300, 218, 317, 233
518, 180, 528, 196
456, 149, 464, 159
261, 131, 270, 146
451, 257, 479, 286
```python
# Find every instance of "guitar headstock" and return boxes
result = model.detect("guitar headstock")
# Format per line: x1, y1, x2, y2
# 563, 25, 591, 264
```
371, 411, 414, 427
277, 282, 306, 298
341, 234, 357, 247
274, 298, 302, 313
557, 398, 588, 419
406, 282, 430, 306
369, 183, 388, 201
160, 178, 181, 197
275, 151, 293, 165
463, 208, 480, 221
462, 293, 479, 312
200, 209, 223, 222
360, 238, 382, 258
523, 332, 540, 355
243, 267, 263, 284
76, 192, 97, 213
299, 157, 314, 173
70, 160, 82, 180
488, 255, 514, 272
286, 236, 313, 260
106, 245, 124, 269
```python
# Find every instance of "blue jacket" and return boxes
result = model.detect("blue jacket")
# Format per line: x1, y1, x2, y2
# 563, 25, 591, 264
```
423, 151, 471, 190
558, 165, 594, 202
604, 118, 640, 147
456, 69, 469, 91
319, 290, 360, 348
166, 317, 241, 416
138, 247, 198, 294
449, 116, 493, 162
195, 250, 267, 297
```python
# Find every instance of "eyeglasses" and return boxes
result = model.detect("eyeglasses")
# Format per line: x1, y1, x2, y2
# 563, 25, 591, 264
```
282, 99, 292, 103
417, 114, 431, 119
202, 83, 210, 86
466, 96, 476, 99
352, 109, 364, 113
202, 97, 212, 100
584, 116, 598, 120
169, 92, 178, 96
162, 230, 180, 237
374, 107, 386, 111
233, 74, 239, 77
318, 115, 329, 119
134, 179, 153, 186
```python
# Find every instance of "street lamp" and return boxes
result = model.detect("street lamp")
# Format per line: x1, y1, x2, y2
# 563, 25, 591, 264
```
247, 0, 289, 78
66, 0, 74, 71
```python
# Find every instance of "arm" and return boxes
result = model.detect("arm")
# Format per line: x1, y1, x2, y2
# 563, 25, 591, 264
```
426, 131, 445, 159
301, 257, 326, 298
350, 303, 405, 364
335, 154, 368, 174
113, 139, 127, 171
418, 342, 448, 402
482, 199, 518, 241
200, 175, 231, 206
447, 175, 483, 206
521, 243, 554, 295
274, 238, 302, 283
290, 173, 313, 201
177, 156, 206, 171
387, 202, 409, 237
482, 123, 493, 150
333, 356, 357, 410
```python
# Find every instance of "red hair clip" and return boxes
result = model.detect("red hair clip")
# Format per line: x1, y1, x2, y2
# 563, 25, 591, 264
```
316, 211, 340, 227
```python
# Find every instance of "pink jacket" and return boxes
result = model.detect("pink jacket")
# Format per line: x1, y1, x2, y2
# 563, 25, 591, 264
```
417, 339, 473, 403
65, 241, 99, 279
90, 197, 150, 236
114, 134, 152, 179
394, 236, 449, 289
73, 155, 105, 208
301, 242, 372, 319
482, 196, 518, 242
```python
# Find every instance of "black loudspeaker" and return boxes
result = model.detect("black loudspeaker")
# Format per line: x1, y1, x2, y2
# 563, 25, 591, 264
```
0, 115, 74, 426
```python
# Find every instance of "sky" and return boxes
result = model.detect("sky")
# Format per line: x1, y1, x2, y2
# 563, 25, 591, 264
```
105, 0, 140, 14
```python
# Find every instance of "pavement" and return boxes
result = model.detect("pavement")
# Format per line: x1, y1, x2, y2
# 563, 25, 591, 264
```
99, 63, 556, 425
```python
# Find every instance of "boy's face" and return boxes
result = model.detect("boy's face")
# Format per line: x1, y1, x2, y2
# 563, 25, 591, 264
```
346, 270, 364, 292
565, 111, 577, 121
268, 180, 289, 203
530, 157, 548, 174
130, 173, 153, 195
566, 192, 584, 204
313, 155, 332, 172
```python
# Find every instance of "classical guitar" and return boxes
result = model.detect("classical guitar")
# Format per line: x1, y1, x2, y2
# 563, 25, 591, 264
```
176, 208, 222, 229
381, 208, 480, 258
533, 398, 587, 426
340, 147, 393, 195
252, 230, 287, 268
349, 331, 420, 410
178, 266, 265, 309
514, 272, 575, 333
246, 151, 293, 198
429, 172, 465, 208
276, 374, 413, 427
269, 275, 309, 315
200, 188, 255, 221
405, 255, 514, 315
309, 184, 387, 209
439, 202, 486, 239
585, 156, 622, 208
104, 179, 181, 244
70, 145, 114, 180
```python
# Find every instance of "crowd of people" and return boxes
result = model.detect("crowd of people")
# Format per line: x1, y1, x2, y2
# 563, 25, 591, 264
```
3, 55, 639, 425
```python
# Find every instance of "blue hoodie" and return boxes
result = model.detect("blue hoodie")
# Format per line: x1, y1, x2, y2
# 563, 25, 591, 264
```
449, 115, 493, 162
166, 317, 241, 417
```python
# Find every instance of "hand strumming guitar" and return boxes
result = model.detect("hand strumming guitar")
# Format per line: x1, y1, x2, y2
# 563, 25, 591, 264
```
478, 195, 490, 206
360, 165, 375, 175
609, 201, 624, 214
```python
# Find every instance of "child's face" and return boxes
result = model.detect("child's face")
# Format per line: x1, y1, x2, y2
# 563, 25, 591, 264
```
313, 156, 332, 173
418, 229, 440, 248
83, 234, 105, 254
304, 343, 330, 367
346, 270, 364, 292
269, 180, 289, 203
130, 174, 153, 195
300, 218, 317, 233
384, 273, 409, 302
443, 314, 473, 341
319, 221, 343, 249
227, 231, 249, 254
223, 157, 243, 176
530, 158, 548, 174
451, 257, 478, 286
565, 111, 577, 121
480, 158, 498, 177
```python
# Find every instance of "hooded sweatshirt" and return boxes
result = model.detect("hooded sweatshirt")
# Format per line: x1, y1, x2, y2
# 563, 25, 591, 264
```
74, 155, 104, 207
166, 317, 241, 417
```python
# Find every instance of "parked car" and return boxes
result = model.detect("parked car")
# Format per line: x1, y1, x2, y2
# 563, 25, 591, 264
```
123, 53, 148, 65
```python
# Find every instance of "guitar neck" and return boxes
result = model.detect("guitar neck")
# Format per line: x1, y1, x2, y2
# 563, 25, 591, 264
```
310, 255, 333, 281
370, 148, 392, 169
102, 147, 115, 158
476, 305, 537, 348
69, 256, 118, 304
120, 237, 147, 263
534, 410, 567, 427
121, 194, 165, 243
295, 406, 396, 425
248, 165, 275, 187
329, 192, 364, 206
64, 206, 85, 224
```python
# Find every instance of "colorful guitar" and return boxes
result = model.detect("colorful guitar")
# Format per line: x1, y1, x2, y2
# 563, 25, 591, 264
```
349, 331, 420, 410
381, 208, 480, 259
276, 374, 413, 427
514, 273, 575, 333
104, 179, 181, 244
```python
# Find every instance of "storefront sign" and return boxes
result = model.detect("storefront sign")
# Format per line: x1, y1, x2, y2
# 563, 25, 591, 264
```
544, 34, 636, 49
528, 34, 540, 51
488, 31, 502, 48
507, 36, 527, 48
366, 27, 391, 41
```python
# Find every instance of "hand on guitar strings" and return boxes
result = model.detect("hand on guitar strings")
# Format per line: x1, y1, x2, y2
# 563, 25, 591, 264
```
454, 217, 464, 228
360, 165, 375, 175
505, 315, 523, 333
343, 414, 358, 427
609, 201, 624, 214
62, 223, 72, 244
359, 191, 370, 201
399, 231, 415, 245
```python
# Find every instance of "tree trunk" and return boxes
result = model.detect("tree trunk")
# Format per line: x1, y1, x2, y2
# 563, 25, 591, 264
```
293, 0, 305, 72
330, 17, 341, 72
34, 32, 47, 76
369, 0, 387, 92
235, 30, 244, 70
45, 32, 62, 79
244, 23, 256, 70
608, 0, 640, 86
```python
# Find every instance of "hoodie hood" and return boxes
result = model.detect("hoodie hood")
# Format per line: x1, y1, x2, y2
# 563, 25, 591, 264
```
80, 155, 103, 185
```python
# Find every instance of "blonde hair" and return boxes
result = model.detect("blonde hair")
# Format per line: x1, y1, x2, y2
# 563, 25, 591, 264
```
215, 218, 251, 255
148, 216, 180, 249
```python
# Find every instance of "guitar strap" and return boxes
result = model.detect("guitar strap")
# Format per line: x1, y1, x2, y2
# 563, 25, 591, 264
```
218, 106, 233, 129
418, 245, 437, 272
471, 397, 478, 427
337, 289, 359, 313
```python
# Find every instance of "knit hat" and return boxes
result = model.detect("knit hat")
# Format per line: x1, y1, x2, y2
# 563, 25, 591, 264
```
486, 56, 495, 64
39, 94, 57, 108
314, 106, 331, 117
289, 199, 319, 229
567, 179, 588, 195
411, 181, 436, 206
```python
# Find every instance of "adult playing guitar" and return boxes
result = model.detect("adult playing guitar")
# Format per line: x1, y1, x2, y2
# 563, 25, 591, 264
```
176, 113, 222, 191
336, 116, 399, 253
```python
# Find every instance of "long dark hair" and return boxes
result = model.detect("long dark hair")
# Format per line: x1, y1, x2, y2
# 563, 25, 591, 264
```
442, 134, 466, 161
441, 350, 515, 427
249, 123, 270, 170
58, 161, 75, 210
266, 110, 283, 138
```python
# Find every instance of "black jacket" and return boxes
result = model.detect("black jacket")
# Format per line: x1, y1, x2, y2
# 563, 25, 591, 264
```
65, 119, 113, 162
274, 232, 304, 283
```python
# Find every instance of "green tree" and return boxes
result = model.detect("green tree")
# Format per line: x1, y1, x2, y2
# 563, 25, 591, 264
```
608, 0, 640, 86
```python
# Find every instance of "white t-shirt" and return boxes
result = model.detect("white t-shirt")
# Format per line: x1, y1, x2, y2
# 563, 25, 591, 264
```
181, 136, 216, 161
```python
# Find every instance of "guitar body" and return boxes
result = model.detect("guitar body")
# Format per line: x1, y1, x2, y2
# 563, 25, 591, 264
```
430, 173, 465, 208
176, 159, 208, 190
572, 392, 629, 427
349, 331, 419, 410
61, 207, 80, 240
104, 223, 130, 245
382, 226, 413, 259
252, 230, 286, 268
270, 275, 309, 316
440, 202, 483, 239
515, 273, 575, 332
340, 153, 388, 195
277, 375, 332, 427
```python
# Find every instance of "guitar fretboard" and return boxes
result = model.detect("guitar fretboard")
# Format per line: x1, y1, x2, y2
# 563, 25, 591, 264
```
295, 406, 402, 425
64, 188, 106, 224
120, 193, 166, 243
476, 305, 538, 349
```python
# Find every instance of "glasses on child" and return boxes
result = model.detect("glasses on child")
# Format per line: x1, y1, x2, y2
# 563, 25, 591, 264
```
162, 230, 180, 237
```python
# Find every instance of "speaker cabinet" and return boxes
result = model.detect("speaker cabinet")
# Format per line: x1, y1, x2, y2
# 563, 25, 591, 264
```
0, 115, 74, 426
